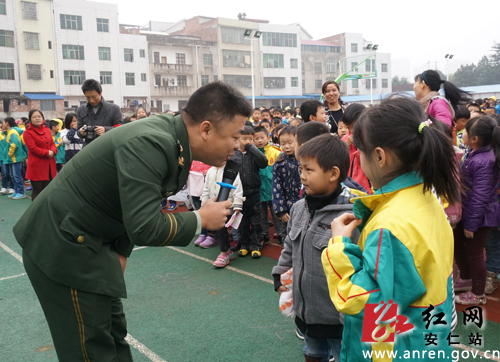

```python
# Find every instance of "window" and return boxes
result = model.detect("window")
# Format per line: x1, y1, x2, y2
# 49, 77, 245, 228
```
351, 43, 358, 52
153, 52, 160, 64
382, 63, 388, 72
151, 100, 154, 108
289, 58, 298, 69
371, 59, 376, 72
382, 78, 388, 88
60, 14, 82, 30
96, 18, 109, 32
203, 54, 212, 66
291, 77, 298, 87
0, 0, 5, 15
352, 79, 358, 88
140, 49, 145, 58
24, 32, 39, 49
201, 75, 209, 86
177, 75, 187, 86
48, 41, 52, 49
302, 79, 305, 90
161, 56, 166, 64
154, 74, 161, 86
213, 75, 218, 82
157, 100, 162, 110
302, 62, 304, 73
176, 53, 186, 65
326, 58, 335, 72
372, 79, 377, 89
50, 70, 53, 78
366, 60, 371, 72
64, 70, 85, 85
100, 71, 112, 84
40, 99, 55, 111
0, 63, 14, 80
221, 27, 251, 45
0, 30, 15, 47
125, 73, 135, 85
141, 73, 146, 82
223, 74, 252, 88
64, 101, 69, 108
263, 54, 284, 69
315, 79, 322, 89
222, 50, 251, 68
314, 62, 322, 73
98, 47, 111, 61
351, 62, 359, 72
26, 64, 41, 79
264, 77, 285, 89
22, 1, 37, 19
366, 79, 377, 89
62, 44, 84, 60
301, 45, 341, 53
262, 32, 297, 47
124, 49, 133, 62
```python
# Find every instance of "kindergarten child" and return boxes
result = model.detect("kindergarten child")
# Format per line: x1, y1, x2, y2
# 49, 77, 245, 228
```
250, 108, 261, 126
300, 100, 328, 124
288, 117, 303, 128
455, 106, 471, 150
273, 134, 358, 362
340, 103, 371, 193
261, 109, 271, 122
454, 115, 500, 304
272, 126, 300, 243
337, 120, 349, 138
253, 126, 285, 248
321, 97, 459, 361
2, 117, 25, 199
230, 126, 268, 257
49, 120, 65, 172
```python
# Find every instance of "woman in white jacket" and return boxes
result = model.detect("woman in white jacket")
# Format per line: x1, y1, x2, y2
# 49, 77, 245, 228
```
195, 163, 243, 268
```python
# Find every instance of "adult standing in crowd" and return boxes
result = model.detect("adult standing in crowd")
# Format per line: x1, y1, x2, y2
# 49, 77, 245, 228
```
14, 82, 249, 362
413, 69, 470, 128
77, 79, 122, 147
22, 109, 57, 201
62, 112, 83, 163
322, 80, 344, 134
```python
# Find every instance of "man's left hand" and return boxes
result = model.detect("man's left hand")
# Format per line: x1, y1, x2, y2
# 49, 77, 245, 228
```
95, 126, 105, 136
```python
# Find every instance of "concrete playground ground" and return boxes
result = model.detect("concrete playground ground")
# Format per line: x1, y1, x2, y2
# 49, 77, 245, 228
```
1, 192, 500, 361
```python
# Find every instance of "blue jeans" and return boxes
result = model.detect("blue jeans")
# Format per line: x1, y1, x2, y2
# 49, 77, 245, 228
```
8, 162, 24, 195
303, 333, 341, 362
1, 161, 12, 189
486, 228, 500, 274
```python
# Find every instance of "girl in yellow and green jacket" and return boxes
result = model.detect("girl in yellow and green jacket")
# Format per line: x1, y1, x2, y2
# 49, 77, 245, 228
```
2, 118, 26, 199
321, 97, 460, 362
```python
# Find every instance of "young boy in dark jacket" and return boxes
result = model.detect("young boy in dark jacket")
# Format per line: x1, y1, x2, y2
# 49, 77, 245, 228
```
230, 126, 268, 257
272, 126, 300, 244
272, 134, 360, 362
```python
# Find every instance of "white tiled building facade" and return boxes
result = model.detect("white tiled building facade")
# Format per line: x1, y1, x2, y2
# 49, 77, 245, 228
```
0, 0, 22, 93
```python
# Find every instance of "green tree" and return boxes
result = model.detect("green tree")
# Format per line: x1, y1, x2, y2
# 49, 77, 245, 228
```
452, 42, 500, 86
392, 76, 411, 85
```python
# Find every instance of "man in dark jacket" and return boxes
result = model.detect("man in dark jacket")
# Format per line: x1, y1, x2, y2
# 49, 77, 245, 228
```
77, 79, 122, 146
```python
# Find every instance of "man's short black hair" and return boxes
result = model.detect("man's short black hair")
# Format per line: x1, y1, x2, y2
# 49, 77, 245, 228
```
285, 109, 297, 117
241, 125, 254, 136
300, 100, 323, 122
4, 117, 16, 127
279, 125, 297, 138
260, 119, 271, 127
297, 133, 349, 182
81, 79, 102, 95
253, 125, 268, 136
296, 121, 330, 145
183, 82, 251, 129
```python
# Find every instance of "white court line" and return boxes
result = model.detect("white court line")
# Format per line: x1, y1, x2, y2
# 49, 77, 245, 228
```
125, 334, 167, 362
457, 344, 500, 361
0, 240, 165, 362
133, 246, 148, 251
0, 241, 23, 263
486, 295, 500, 302
0, 273, 26, 281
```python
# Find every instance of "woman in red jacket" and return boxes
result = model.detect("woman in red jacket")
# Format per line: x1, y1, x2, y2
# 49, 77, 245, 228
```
23, 109, 57, 201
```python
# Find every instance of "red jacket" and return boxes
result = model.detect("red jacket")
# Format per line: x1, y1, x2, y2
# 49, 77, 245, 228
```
23, 124, 57, 181
342, 133, 372, 194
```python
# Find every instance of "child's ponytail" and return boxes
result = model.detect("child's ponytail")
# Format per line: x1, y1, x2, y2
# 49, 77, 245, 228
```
353, 96, 460, 204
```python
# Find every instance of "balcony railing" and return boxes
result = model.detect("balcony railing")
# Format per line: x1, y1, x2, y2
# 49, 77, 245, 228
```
152, 63, 193, 74
152, 85, 194, 97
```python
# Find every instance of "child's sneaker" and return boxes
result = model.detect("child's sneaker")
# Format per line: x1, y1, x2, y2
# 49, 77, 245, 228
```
13, 193, 26, 200
487, 271, 499, 284
455, 291, 487, 305
454, 278, 472, 292
8, 188, 15, 194
263, 235, 270, 245
277, 235, 284, 246
251, 250, 261, 259
8, 193, 17, 199
194, 234, 207, 246
485, 278, 498, 294
0, 188, 7, 195
199, 236, 218, 248
238, 249, 249, 257
213, 251, 234, 268
229, 240, 240, 251
26, 186, 32, 191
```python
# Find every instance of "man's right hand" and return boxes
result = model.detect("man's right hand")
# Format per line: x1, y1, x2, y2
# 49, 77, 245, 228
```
197, 198, 231, 230
79, 126, 87, 137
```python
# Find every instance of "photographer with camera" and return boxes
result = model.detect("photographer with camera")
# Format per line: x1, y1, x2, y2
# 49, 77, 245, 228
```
77, 79, 122, 147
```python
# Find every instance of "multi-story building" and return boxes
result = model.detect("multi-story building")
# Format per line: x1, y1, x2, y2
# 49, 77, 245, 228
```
300, 39, 342, 97
320, 32, 392, 98
258, 23, 303, 108
144, 32, 218, 112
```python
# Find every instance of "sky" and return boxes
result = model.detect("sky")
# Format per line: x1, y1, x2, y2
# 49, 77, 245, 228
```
103, 0, 499, 79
